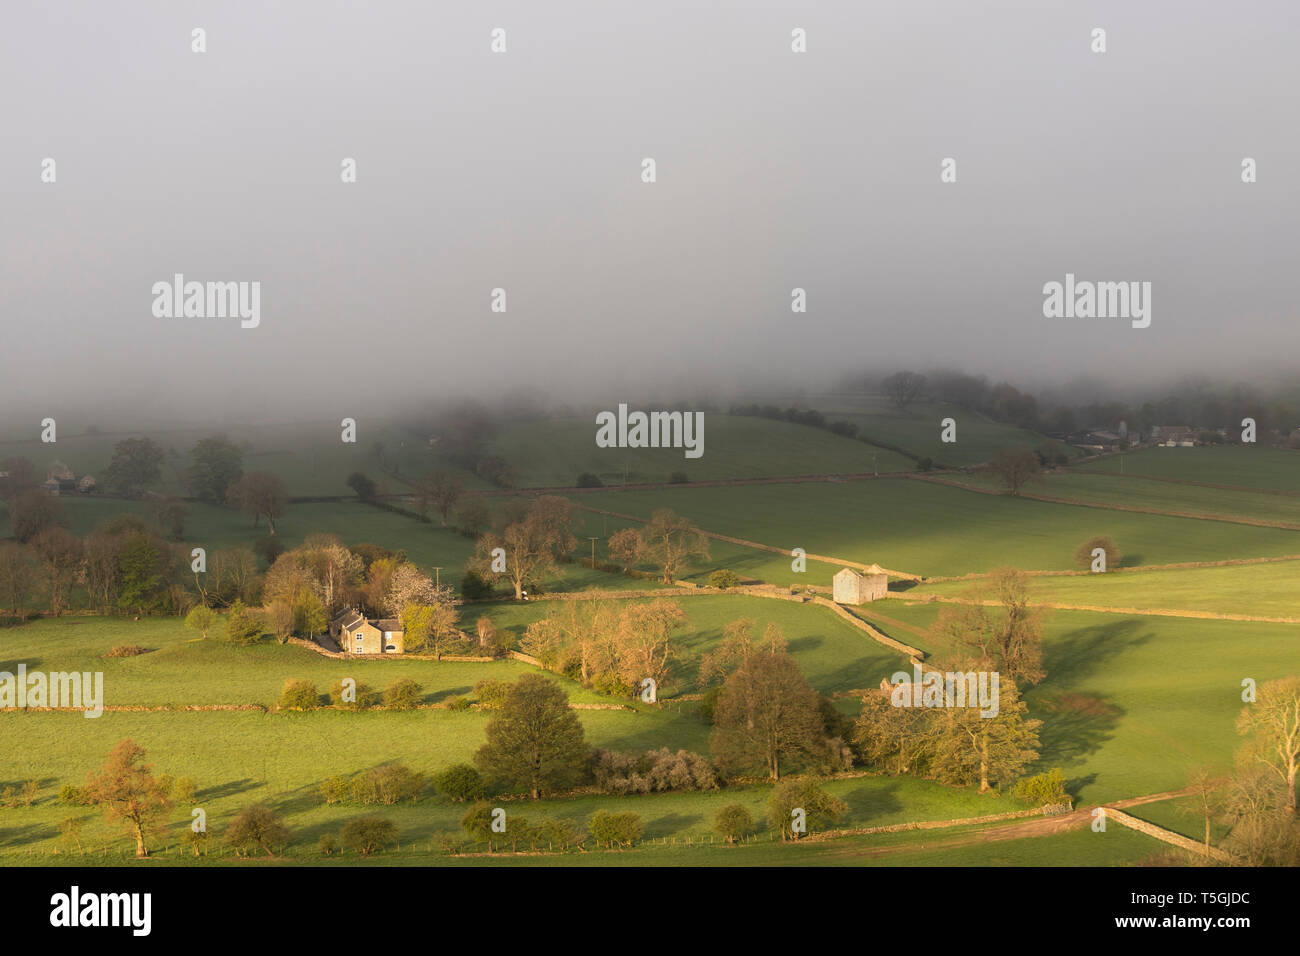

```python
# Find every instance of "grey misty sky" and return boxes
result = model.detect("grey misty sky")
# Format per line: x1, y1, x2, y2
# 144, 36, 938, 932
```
1, 0, 1297, 424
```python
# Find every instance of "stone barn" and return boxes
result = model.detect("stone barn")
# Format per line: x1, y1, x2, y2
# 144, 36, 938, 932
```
833, 566, 888, 605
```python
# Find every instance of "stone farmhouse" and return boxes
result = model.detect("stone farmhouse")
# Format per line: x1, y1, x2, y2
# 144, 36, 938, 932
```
1154, 425, 1196, 447
833, 566, 888, 605
330, 610, 404, 654
41, 460, 96, 495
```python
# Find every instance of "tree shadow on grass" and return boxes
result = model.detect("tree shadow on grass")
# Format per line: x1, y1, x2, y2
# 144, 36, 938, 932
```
1028, 618, 1150, 771
0, 821, 59, 848
1042, 618, 1152, 690
638, 812, 702, 839
786, 635, 823, 656
838, 780, 905, 822
1033, 694, 1124, 770
427, 685, 472, 704
1063, 772, 1098, 799
198, 778, 261, 802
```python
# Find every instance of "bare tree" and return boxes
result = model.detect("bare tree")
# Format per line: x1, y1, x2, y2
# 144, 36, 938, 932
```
31, 528, 83, 617
883, 370, 927, 411
473, 496, 577, 600
636, 509, 710, 584
988, 446, 1042, 495
227, 472, 289, 533
1237, 676, 1300, 812
711, 650, 826, 780
0, 542, 39, 619
414, 470, 465, 526
933, 567, 1045, 685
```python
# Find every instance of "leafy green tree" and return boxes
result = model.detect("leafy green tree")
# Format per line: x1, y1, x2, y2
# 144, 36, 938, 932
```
293, 590, 327, 638
331, 679, 379, 710
766, 777, 847, 841
433, 764, 488, 802
383, 678, 423, 710
460, 568, 494, 599
587, 810, 643, 849
461, 801, 499, 851
474, 674, 589, 798
534, 817, 581, 851
173, 777, 198, 803
713, 804, 754, 844
929, 676, 1041, 792
186, 436, 243, 504
184, 605, 217, 639
225, 805, 292, 857
346, 472, 377, 501
278, 679, 319, 710
117, 533, 164, 615
473, 679, 512, 710
103, 438, 165, 496
854, 691, 933, 776
400, 601, 460, 657
709, 569, 740, 589
1011, 768, 1069, 806
224, 600, 263, 644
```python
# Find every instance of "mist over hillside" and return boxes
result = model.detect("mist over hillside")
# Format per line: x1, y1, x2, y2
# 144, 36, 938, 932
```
3, 1, 1299, 428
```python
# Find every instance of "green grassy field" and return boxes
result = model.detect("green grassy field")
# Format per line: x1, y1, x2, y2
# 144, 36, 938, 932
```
0, 597, 1043, 864
485, 415, 916, 487
18, 810, 1173, 867
861, 601, 1297, 804
1076, 445, 1300, 490
3, 426, 1297, 867
909, 560, 1300, 619
953, 470, 1300, 527
581, 479, 1300, 578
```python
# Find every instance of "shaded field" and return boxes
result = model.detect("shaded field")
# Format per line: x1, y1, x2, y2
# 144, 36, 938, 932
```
0, 420, 438, 499
804, 396, 1055, 467
484, 415, 916, 488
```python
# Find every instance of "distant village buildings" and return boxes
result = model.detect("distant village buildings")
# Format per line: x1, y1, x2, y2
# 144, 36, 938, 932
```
833, 566, 888, 605
1153, 425, 1196, 447
40, 460, 96, 495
